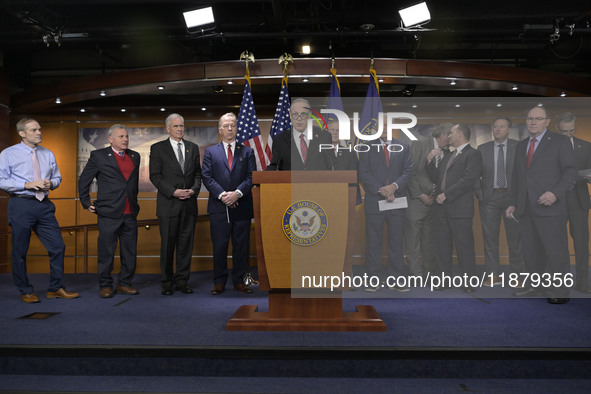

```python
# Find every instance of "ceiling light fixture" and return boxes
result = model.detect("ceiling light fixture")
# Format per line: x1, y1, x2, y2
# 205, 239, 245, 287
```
450, 80, 457, 86
512, 85, 518, 91
399, 2, 431, 28
183, 6, 215, 29
157, 85, 165, 90
100, 90, 106, 96
160, 108, 166, 112
302, 78, 310, 83
560, 91, 567, 97
121, 108, 126, 112
55, 97, 61, 104
201, 107, 207, 111
80, 108, 86, 113
227, 80, 233, 85
301, 45, 311, 55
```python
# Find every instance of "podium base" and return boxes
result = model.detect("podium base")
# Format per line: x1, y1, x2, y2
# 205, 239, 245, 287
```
226, 305, 386, 331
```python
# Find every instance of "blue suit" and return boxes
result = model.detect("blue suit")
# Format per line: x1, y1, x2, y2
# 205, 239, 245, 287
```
358, 139, 414, 279
202, 142, 256, 286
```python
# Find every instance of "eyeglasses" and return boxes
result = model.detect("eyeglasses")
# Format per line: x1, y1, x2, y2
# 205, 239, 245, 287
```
526, 117, 546, 122
291, 112, 310, 119
220, 124, 235, 129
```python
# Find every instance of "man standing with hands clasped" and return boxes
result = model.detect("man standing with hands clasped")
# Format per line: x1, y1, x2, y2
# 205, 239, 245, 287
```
150, 113, 202, 296
0, 118, 79, 303
202, 113, 256, 295
78, 124, 141, 298
505, 105, 576, 304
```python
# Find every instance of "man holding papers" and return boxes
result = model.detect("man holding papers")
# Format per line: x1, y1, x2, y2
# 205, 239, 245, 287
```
427, 124, 482, 292
358, 124, 413, 292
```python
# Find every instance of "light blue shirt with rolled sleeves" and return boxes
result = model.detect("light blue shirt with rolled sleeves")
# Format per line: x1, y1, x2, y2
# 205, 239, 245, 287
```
0, 142, 62, 197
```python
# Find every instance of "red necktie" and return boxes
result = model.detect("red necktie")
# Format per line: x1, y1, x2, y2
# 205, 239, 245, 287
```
227, 144, 233, 169
383, 143, 390, 167
526, 138, 536, 168
300, 134, 308, 163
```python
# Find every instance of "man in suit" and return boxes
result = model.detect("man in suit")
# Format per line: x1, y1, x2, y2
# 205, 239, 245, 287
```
267, 98, 332, 171
476, 117, 523, 286
149, 113, 202, 295
427, 124, 482, 292
556, 112, 591, 293
327, 119, 357, 170
0, 118, 79, 303
78, 124, 140, 298
202, 113, 256, 295
358, 123, 414, 292
506, 106, 576, 304
404, 123, 452, 277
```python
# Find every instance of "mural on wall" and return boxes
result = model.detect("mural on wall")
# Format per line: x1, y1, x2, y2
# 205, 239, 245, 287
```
78, 126, 218, 192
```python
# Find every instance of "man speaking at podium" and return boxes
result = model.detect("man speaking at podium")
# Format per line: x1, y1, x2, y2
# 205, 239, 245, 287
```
267, 98, 332, 171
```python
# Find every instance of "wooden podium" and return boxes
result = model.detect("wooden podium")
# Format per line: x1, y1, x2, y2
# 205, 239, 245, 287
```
226, 171, 386, 331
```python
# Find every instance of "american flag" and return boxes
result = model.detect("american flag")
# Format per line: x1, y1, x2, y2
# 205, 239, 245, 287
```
236, 78, 270, 170
267, 76, 291, 158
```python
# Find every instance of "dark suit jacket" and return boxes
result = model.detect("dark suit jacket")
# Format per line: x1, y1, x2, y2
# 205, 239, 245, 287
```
149, 138, 202, 218
477, 138, 518, 202
330, 144, 358, 170
509, 131, 576, 218
202, 142, 256, 221
266, 128, 332, 171
407, 136, 435, 199
78, 147, 140, 218
358, 139, 414, 215
427, 144, 482, 219
570, 136, 591, 211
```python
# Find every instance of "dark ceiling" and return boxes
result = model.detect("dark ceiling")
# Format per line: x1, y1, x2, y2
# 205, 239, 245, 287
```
2, 0, 591, 113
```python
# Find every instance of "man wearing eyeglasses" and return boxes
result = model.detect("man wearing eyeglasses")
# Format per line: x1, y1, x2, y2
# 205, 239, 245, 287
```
505, 105, 576, 304
556, 112, 591, 293
267, 98, 332, 171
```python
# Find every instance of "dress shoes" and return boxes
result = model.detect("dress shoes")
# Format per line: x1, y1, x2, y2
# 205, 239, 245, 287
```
161, 287, 173, 296
512, 287, 542, 297
175, 285, 194, 294
115, 285, 139, 295
210, 284, 225, 295
21, 293, 40, 303
547, 298, 570, 305
233, 283, 253, 294
100, 288, 114, 298
46, 288, 80, 299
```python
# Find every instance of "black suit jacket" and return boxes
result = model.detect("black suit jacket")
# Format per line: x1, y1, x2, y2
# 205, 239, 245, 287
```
477, 138, 518, 202
78, 147, 141, 218
570, 136, 591, 211
427, 144, 482, 219
266, 128, 332, 170
509, 131, 576, 218
149, 138, 202, 218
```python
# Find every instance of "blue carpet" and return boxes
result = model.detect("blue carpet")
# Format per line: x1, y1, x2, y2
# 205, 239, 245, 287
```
1, 272, 590, 348
1, 376, 591, 393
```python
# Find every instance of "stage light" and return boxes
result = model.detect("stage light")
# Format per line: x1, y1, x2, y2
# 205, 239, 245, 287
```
301, 44, 311, 54
399, 2, 430, 28
183, 7, 215, 29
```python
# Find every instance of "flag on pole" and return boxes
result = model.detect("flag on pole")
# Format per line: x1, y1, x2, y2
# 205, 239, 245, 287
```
236, 76, 270, 171
356, 67, 382, 205
327, 67, 344, 123
357, 67, 382, 146
266, 76, 291, 159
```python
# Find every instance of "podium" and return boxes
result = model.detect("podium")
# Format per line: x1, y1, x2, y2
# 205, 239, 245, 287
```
226, 171, 386, 331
